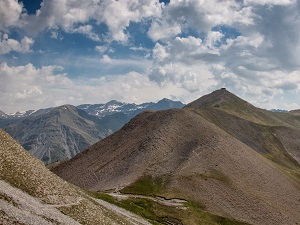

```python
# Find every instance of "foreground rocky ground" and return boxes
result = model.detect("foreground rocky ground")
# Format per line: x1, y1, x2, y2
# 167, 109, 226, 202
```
0, 129, 149, 225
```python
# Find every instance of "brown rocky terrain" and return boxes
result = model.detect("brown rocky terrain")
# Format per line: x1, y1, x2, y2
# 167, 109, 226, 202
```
52, 89, 300, 225
185, 88, 300, 168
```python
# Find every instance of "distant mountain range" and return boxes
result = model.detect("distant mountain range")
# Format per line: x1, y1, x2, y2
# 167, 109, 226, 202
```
270, 109, 288, 113
0, 108, 49, 118
2, 89, 300, 225
0, 99, 184, 164
52, 88, 300, 225
77, 98, 184, 118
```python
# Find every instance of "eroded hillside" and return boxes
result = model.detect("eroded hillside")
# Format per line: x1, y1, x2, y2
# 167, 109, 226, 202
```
0, 129, 148, 225
52, 103, 300, 225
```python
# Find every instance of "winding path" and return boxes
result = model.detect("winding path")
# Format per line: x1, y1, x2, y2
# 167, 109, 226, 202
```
93, 197, 152, 225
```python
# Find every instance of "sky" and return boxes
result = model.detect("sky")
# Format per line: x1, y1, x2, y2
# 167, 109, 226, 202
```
1, 0, 300, 113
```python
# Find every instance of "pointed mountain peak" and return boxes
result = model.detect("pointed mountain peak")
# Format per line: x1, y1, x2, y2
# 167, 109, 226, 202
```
185, 88, 279, 125
150, 98, 185, 110
55, 104, 77, 111
158, 98, 172, 102
106, 100, 124, 105
185, 88, 249, 109
50, 105, 80, 117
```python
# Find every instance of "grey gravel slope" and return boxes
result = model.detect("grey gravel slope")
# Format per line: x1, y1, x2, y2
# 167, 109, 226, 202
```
0, 129, 148, 225
185, 88, 300, 168
53, 92, 300, 225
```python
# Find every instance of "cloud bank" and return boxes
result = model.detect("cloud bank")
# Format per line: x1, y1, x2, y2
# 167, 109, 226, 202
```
1, 0, 300, 112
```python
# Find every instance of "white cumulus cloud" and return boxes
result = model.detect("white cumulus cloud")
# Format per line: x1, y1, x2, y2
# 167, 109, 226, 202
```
149, 36, 219, 92
19, 0, 163, 42
0, 0, 23, 30
0, 35, 34, 54
0, 63, 189, 113
244, 0, 295, 6
1, 0, 300, 111
148, 0, 254, 41
71, 25, 100, 41
0, 63, 69, 112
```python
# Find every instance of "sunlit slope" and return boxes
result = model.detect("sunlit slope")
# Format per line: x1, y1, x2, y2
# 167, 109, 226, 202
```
0, 129, 140, 225
53, 108, 300, 225
185, 88, 300, 169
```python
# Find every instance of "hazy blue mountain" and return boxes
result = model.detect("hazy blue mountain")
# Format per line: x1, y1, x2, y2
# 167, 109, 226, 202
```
2, 99, 184, 164
77, 98, 184, 118
270, 109, 288, 113
4, 105, 107, 164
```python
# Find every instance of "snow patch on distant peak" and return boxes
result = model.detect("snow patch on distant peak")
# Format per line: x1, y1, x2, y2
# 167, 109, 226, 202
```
8, 110, 36, 118
76, 99, 184, 118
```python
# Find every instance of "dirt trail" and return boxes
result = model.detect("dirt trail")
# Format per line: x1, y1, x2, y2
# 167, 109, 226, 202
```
108, 193, 187, 207
93, 198, 152, 225
48, 198, 84, 208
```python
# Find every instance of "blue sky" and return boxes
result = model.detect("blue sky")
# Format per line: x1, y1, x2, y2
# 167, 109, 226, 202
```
1, 0, 300, 113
